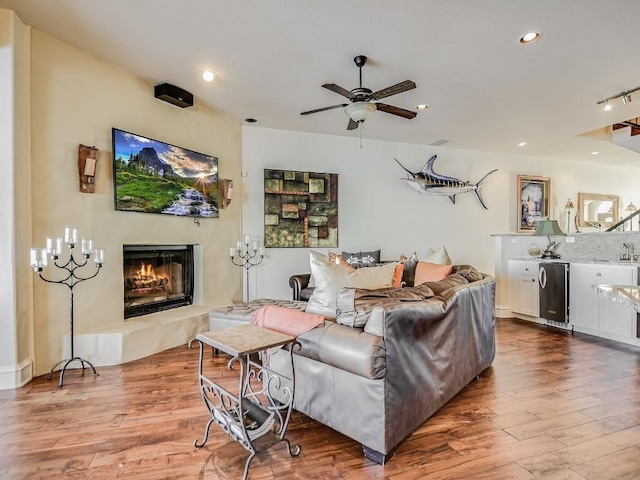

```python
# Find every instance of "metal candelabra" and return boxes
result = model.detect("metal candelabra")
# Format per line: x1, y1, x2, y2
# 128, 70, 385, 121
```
30, 227, 105, 387
230, 235, 264, 301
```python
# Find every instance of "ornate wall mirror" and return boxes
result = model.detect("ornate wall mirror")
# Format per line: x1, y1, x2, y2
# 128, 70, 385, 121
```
577, 192, 620, 229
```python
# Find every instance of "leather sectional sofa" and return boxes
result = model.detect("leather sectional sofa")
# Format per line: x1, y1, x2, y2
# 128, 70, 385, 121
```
270, 270, 496, 463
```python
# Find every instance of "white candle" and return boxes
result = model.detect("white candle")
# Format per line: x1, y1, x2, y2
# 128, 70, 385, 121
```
94, 248, 105, 265
64, 227, 77, 245
81, 238, 94, 255
229, 247, 235, 257
236, 241, 242, 251
252, 241, 259, 252
244, 234, 251, 245
259, 247, 265, 257
45, 237, 53, 254
53, 237, 62, 256
30, 248, 38, 268
84, 157, 96, 176
39, 249, 48, 268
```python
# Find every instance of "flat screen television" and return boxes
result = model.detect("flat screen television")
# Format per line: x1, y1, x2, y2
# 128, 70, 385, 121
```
112, 128, 219, 218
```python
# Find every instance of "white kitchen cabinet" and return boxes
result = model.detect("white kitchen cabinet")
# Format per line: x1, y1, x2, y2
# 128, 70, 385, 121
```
508, 260, 539, 317
569, 263, 637, 342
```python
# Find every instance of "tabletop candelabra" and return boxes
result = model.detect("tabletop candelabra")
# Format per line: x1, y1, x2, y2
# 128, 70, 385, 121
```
30, 226, 104, 387
230, 235, 264, 301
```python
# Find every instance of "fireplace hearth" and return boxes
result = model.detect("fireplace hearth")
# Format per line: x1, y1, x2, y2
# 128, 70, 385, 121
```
123, 245, 194, 319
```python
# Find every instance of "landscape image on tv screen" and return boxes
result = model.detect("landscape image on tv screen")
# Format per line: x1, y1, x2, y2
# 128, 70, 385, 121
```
112, 128, 219, 218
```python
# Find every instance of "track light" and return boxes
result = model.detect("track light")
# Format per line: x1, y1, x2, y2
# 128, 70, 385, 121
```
597, 86, 640, 109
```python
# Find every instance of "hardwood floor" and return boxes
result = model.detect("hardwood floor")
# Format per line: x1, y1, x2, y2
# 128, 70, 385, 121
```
1, 318, 639, 479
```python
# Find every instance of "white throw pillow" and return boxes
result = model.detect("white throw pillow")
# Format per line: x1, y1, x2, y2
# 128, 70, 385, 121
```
423, 246, 452, 265
305, 251, 396, 318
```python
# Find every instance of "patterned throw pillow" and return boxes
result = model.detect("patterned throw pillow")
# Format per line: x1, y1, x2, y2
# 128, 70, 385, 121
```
328, 252, 355, 270
341, 249, 381, 268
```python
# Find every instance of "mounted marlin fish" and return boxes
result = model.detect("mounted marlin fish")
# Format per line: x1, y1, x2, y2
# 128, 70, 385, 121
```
394, 155, 498, 209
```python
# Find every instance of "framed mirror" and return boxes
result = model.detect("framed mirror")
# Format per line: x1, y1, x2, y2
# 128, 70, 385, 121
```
577, 192, 620, 228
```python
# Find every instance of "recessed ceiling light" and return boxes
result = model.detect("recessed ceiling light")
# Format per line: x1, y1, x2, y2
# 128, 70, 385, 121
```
591, 151, 601, 155
518, 142, 527, 147
416, 104, 428, 110
519, 32, 541, 45
244, 117, 258, 123
202, 71, 216, 82
603, 101, 612, 111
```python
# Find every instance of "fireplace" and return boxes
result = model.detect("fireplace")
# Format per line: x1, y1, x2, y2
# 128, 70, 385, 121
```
123, 245, 194, 319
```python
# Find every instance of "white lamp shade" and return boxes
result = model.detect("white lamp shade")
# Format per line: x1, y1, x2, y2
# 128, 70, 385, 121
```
344, 102, 376, 123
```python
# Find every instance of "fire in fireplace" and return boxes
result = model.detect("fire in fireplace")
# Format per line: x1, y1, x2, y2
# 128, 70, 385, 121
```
123, 245, 194, 319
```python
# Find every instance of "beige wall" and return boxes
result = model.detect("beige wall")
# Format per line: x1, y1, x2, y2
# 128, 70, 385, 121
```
0, 9, 33, 388
29, 29, 242, 375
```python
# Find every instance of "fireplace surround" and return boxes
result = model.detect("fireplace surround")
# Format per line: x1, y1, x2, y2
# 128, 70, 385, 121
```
123, 245, 194, 318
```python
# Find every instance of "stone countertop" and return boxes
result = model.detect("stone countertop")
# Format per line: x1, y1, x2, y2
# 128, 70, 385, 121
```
509, 257, 640, 266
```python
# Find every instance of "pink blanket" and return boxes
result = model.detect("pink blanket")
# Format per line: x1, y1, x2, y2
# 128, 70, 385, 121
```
250, 305, 324, 337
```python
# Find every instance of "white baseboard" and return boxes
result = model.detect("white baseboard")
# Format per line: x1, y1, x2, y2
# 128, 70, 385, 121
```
495, 306, 513, 318
0, 358, 33, 390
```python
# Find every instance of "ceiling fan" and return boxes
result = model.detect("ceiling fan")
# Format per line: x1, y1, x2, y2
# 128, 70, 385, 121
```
301, 55, 417, 130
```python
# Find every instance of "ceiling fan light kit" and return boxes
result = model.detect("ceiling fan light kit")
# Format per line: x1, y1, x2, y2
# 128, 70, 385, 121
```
345, 102, 376, 123
301, 54, 417, 130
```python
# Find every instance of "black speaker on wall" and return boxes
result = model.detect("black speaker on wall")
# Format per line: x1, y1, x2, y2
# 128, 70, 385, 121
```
154, 83, 194, 108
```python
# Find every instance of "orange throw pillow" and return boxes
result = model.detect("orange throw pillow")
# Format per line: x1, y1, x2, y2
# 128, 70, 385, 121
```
392, 263, 405, 288
414, 262, 453, 285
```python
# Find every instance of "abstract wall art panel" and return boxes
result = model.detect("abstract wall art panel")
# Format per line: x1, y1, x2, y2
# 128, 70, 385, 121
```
264, 169, 338, 248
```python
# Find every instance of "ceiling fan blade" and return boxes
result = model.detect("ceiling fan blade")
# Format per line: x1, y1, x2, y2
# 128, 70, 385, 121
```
301, 103, 348, 115
375, 103, 417, 119
371, 80, 416, 100
347, 118, 359, 130
322, 83, 354, 99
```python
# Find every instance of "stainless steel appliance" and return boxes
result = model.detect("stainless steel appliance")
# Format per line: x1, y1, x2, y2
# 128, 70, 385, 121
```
538, 262, 570, 322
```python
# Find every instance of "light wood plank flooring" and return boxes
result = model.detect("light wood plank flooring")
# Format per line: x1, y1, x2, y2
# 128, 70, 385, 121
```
0, 318, 639, 479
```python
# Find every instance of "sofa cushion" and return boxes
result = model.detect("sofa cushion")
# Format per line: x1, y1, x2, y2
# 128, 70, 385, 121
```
335, 286, 429, 328
295, 321, 386, 380
306, 251, 396, 318
451, 264, 484, 282
419, 273, 469, 296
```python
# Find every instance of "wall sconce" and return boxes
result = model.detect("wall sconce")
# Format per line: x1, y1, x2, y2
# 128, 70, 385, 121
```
220, 179, 233, 209
78, 144, 99, 193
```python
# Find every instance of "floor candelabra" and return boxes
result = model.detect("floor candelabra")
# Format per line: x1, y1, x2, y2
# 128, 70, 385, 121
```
30, 227, 105, 387
230, 235, 264, 301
